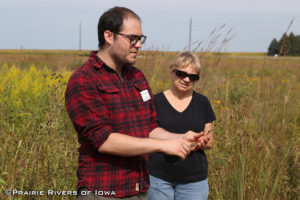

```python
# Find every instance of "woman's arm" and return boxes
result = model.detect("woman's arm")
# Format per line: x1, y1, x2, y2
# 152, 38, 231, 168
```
149, 127, 183, 139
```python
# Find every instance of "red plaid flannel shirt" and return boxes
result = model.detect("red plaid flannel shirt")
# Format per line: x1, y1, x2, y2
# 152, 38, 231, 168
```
65, 51, 157, 197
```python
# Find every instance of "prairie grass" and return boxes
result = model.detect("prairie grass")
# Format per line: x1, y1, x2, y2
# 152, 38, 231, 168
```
0, 50, 299, 199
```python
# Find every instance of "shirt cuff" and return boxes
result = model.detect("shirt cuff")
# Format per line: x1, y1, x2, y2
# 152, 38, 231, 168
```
89, 125, 114, 150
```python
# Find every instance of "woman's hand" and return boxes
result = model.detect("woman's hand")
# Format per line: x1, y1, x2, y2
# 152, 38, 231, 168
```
197, 123, 214, 150
195, 130, 213, 150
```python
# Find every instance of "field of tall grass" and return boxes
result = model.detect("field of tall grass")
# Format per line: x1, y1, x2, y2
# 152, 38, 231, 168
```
0, 50, 299, 199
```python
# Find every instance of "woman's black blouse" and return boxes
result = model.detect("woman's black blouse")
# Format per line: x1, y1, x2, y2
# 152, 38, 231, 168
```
148, 91, 216, 183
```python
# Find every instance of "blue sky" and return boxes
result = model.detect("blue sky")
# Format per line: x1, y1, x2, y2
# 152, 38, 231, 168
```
1, 0, 300, 52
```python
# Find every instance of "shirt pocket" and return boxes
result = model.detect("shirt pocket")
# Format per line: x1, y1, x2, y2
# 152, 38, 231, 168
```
99, 84, 120, 94
97, 84, 122, 126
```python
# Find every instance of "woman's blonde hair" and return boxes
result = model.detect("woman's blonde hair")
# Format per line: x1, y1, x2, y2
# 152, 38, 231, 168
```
169, 51, 201, 74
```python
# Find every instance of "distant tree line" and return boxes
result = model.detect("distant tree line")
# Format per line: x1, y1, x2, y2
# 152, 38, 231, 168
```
268, 32, 300, 56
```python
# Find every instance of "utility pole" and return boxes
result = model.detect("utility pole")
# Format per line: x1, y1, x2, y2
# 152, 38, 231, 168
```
188, 17, 192, 51
79, 21, 82, 52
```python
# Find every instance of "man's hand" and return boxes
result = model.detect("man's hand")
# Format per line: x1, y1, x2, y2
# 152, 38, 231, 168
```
183, 130, 213, 151
160, 137, 194, 160
183, 130, 205, 151
184, 130, 203, 141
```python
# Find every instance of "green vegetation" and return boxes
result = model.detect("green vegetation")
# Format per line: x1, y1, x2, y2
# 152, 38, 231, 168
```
0, 50, 299, 199
268, 32, 300, 56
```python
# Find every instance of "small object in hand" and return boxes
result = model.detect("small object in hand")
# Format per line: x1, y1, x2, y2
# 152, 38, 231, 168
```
190, 143, 195, 148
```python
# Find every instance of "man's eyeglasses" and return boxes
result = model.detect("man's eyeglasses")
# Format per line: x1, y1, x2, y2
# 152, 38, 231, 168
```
173, 69, 200, 81
114, 32, 147, 45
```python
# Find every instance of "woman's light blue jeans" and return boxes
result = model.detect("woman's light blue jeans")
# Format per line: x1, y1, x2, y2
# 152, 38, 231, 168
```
147, 175, 209, 200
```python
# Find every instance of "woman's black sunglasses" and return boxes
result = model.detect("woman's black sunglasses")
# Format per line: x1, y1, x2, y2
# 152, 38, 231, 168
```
173, 69, 200, 81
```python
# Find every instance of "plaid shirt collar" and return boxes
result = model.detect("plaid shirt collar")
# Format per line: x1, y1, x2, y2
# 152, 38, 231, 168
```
89, 51, 130, 77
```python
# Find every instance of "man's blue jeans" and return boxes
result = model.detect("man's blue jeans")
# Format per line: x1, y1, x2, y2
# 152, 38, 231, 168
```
147, 175, 209, 200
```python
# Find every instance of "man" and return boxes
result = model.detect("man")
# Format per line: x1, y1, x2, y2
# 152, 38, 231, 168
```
65, 7, 206, 200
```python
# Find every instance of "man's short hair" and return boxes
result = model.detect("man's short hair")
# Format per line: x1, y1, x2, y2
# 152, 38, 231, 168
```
98, 7, 141, 49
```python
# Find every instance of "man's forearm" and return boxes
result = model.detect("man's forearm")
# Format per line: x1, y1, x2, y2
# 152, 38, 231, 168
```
98, 132, 162, 156
98, 132, 191, 159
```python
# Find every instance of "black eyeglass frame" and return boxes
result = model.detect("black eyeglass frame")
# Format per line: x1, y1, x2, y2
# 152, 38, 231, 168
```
173, 69, 200, 81
114, 32, 147, 45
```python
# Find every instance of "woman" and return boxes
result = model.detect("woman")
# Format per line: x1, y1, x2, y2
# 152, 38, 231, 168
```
148, 51, 216, 200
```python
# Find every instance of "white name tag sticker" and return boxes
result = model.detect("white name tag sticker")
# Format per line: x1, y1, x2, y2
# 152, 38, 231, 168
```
140, 89, 150, 102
